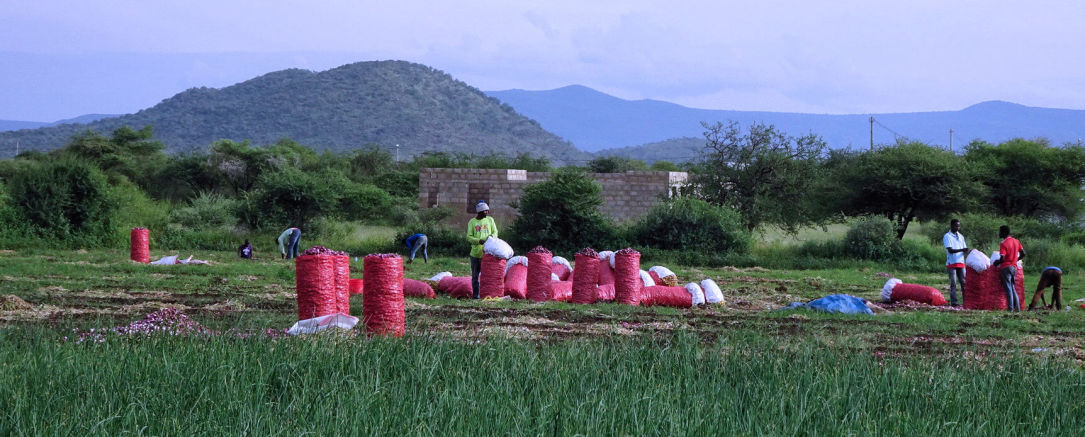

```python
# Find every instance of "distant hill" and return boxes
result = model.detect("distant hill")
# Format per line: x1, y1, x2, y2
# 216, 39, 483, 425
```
595, 137, 703, 164
0, 114, 117, 132
0, 61, 589, 164
486, 86, 1085, 151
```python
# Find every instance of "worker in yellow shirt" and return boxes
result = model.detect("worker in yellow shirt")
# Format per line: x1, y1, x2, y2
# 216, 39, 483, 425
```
466, 201, 498, 299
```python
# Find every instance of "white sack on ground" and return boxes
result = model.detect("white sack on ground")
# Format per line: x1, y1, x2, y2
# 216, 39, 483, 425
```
701, 279, 724, 304
686, 282, 706, 306
287, 313, 359, 336
881, 278, 902, 302
429, 272, 452, 282
650, 266, 676, 279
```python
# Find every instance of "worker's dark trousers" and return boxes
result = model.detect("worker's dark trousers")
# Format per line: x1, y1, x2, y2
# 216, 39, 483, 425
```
470, 256, 482, 299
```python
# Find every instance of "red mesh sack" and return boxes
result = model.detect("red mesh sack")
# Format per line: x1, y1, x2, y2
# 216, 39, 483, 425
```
964, 266, 1025, 310
613, 248, 642, 305
349, 278, 364, 295
403, 278, 437, 299
597, 283, 615, 301
130, 227, 149, 263
597, 261, 615, 285
480, 254, 507, 298
362, 254, 405, 337
551, 280, 573, 302
527, 248, 553, 302
571, 249, 600, 304
648, 269, 662, 285
641, 285, 693, 308
439, 276, 474, 299
505, 264, 528, 300
551, 261, 572, 281
890, 283, 947, 306
295, 254, 350, 320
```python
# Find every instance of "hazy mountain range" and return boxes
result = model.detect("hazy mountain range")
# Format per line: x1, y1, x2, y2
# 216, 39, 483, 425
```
487, 85, 1085, 157
4, 60, 1084, 164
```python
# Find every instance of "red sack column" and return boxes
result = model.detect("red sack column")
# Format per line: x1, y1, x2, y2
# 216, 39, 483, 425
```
526, 247, 553, 302
614, 248, 642, 305
296, 254, 348, 320
130, 227, 149, 263
571, 248, 600, 304
480, 254, 507, 299
362, 254, 405, 337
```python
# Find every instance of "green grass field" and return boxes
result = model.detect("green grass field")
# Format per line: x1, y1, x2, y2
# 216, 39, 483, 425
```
1, 248, 1083, 435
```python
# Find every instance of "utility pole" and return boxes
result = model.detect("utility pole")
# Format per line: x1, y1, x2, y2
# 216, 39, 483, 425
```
949, 129, 954, 152
869, 116, 874, 150
395, 144, 400, 162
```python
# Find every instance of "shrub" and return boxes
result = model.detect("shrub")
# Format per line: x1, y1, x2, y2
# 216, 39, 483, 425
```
844, 217, 900, 261
1024, 238, 1085, 273
508, 168, 623, 254
238, 168, 337, 230
336, 183, 392, 220
6, 159, 116, 243
630, 197, 751, 256
169, 191, 239, 231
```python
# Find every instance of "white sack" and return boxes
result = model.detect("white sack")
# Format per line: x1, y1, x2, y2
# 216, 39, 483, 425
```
429, 272, 452, 282
685, 282, 705, 306
881, 278, 902, 302
483, 237, 514, 260
700, 279, 725, 304
965, 249, 990, 272
287, 313, 359, 336
649, 265, 676, 279
505, 256, 528, 274
639, 269, 656, 287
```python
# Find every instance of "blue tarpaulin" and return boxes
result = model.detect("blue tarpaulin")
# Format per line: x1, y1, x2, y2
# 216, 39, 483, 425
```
781, 294, 874, 315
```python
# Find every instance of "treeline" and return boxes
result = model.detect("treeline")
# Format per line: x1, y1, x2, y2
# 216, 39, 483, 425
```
0, 123, 1083, 272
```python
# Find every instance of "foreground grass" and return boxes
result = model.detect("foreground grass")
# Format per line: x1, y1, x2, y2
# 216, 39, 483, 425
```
0, 331, 1082, 436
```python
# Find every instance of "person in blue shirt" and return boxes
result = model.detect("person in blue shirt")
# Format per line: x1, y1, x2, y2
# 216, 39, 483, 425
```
276, 227, 301, 259
1028, 266, 1063, 310
404, 233, 428, 264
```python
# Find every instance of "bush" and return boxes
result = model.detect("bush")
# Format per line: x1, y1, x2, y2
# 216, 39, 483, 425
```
630, 197, 751, 256
6, 159, 116, 244
508, 168, 624, 254
337, 183, 392, 220
169, 191, 239, 231
238, 168, 337, 230
844, 217, 900, 261
1024, 238, 1085, 273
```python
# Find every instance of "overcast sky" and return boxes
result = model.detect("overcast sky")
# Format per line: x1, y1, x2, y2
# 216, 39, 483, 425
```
2, 0, 1084, 121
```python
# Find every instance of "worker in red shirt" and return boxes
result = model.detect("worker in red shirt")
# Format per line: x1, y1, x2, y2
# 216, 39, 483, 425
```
992, 225, 1026, 312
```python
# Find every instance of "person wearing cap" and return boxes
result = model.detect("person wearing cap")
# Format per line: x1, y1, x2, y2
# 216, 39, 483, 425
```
942, 219, 969, 307
466, 200, 498, 299
404, 233, 428, 264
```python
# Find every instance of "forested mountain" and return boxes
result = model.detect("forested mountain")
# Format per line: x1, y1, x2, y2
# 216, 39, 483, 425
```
487, 86, 1085, 151
0, 61, 589, 164
595, 137, 703, 164
0, 114, 117, 132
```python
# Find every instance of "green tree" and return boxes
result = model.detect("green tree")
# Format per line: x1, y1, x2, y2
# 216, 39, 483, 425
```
691, 121, 828, 232
238, 167, 337, 230
587, 156, 649, 173
964, 138, 1085, 220
509, 168, 622, 254
649, 160, 680, 171
55, 126, 167, 188
834, 141, 983, 239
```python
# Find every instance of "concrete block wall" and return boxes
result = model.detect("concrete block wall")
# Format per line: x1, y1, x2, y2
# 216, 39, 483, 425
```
419, 168, 688, 227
